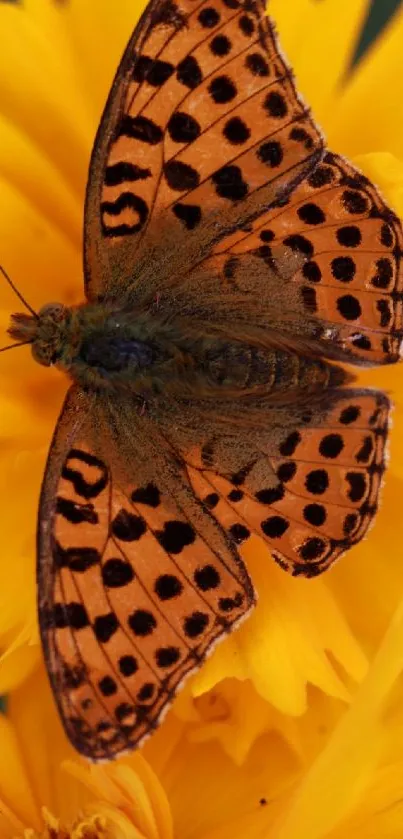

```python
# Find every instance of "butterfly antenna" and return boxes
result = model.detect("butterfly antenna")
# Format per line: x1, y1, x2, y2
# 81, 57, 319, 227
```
0, 340, 32, 353
0, 264, 38, 318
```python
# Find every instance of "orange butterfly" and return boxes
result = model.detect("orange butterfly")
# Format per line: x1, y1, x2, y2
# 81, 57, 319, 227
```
7, 0, 403, 760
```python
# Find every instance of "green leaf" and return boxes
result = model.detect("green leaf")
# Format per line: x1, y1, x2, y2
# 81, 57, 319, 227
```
350, 0, 403, 71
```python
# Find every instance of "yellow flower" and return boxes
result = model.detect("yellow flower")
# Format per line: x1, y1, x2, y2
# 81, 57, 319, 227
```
2, 599, 403, 838
0, 0, 403, 835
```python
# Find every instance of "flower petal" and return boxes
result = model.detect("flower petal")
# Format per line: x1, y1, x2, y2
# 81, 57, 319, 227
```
66, 758, 174, 839
272, 597, 403, 839
7, 665, 78, 821
0, 711, 40, 835
270, 0, 369, 124
50, 0, 148, 123
0, 0, 92, 192
327, 7, 403, 157
192, 539, 367, 715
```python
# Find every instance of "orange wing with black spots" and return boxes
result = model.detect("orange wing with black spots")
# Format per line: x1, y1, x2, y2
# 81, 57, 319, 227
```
38, 388, 254, 760
38, 0, 403, 763
84, 0, 324, 300
180, 151, 403, 366
184, 388, 390, 577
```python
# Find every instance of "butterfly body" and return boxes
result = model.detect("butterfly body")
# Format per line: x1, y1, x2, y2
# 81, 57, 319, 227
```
10, 296, 349, 406
9, 0, 402, 760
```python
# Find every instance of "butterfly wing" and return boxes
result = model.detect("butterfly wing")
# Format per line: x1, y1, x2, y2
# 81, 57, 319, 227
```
178, 151, 403, 366
166, 387, 390, 577
84, 1, 402, 365
38, 387, 254, 760
84, 0, 324, 300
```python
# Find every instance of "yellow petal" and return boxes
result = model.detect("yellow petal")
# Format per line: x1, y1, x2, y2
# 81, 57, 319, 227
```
7, 666, 79, 823
186, 679, 275, 764
327, 7, 403, 157
64, 750, 174, 839
193, 538, 367, 715
270, 0, 368, 125
0, 630, 38, 694
50, 0, 148, 123
330, 472, 403, 651
273, 597, 403, 839
81, 804, 145, 839
0, 1, 92, 192
0, 712, 40, 833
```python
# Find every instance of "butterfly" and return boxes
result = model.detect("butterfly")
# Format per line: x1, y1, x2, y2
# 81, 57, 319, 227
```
7, 0, 403, 761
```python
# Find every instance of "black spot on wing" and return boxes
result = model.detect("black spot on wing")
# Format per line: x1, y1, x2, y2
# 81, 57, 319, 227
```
116, 115, 163, 144
212, 165, 248, 200
183, 611, 209, 638
156, 520, 196, 554
319, 433, 344, 459
203, 492, 220, 509
104, 162, 151, 186
168, 111, 201, 143
56, 497, 98, 525
245, 52, 269, 76
289, 126, 314, 150
93, 612, 119, 642
119, 655, 138, 676
346, 471, 367, 502
261, 515, 289, 538
137, 682, 156, 702
263, 90, 287, 118
155, 646, 181, 667
61, 662, 88, 690
62, 450, 108, 500
194, 564, 221, 591
128, 609, 157, 636
198, 6, 220, 27
46, 602, 90, 630
209, 75, 237, 103
133, 55, 175, 86
101, 192, 149, 236
131, 483, 161, 508
112, 509, 147, 541
102, 558, 135, 587
299, 537, 328, 562
356, 435, 374, 464
155, 573, 183, 600
305, 469, 329, 495
210, 34, 231, 56
54, 543, 100, 572
176, 55, 202, 89
229, 522, 250, 543
257, 140, 283, 167
164, 160, 200, 191
98, 675, 118, 696
172, 202, 202, 229
279, 431, 301, 457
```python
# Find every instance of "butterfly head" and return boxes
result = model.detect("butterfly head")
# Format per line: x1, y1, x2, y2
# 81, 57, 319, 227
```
8, 302, 71, 366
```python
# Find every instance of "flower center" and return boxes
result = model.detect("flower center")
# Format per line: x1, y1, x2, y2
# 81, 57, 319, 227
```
22, 809, 111, 839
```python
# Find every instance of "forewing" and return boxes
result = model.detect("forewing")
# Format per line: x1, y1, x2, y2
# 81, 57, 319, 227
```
178, 388, 390, 577
181, 152, 403, 365
38, 387, 254, 760
84, 0, 324, 300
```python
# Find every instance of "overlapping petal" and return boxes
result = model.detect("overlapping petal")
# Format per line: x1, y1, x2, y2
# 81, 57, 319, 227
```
0, 2, 402, 836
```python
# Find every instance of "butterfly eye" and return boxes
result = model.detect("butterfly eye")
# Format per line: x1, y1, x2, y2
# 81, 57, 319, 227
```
31, 341, 54, 367
38, 302, 68, 322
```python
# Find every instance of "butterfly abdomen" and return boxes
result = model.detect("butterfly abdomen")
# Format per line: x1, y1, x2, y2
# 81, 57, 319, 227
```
204, 342, 342, 392
18, 301, 348, 399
